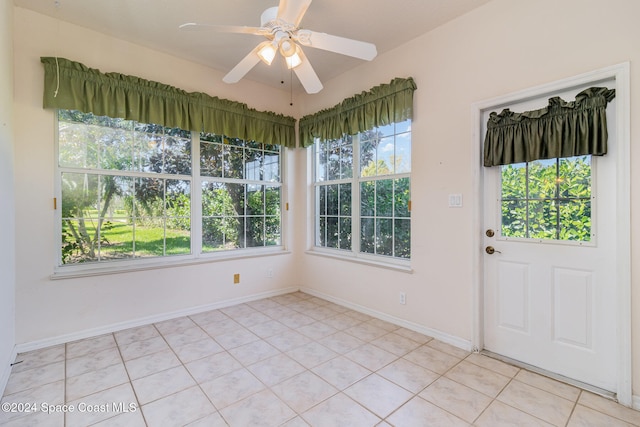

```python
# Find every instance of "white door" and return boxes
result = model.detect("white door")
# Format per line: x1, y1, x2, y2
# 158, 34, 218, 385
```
482, 81, 618, 391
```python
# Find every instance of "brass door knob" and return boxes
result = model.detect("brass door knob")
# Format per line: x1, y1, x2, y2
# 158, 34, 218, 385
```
485, 246, 501, 254
486, 229, 495, 237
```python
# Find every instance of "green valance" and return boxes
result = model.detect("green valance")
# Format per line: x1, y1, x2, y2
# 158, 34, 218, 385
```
483, 87, 615, 167
41, 57, 296, 148
298, 77, 417, 148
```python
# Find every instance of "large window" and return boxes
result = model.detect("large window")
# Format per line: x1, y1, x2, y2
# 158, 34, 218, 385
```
57, 110, 282, 268
314, 120, 411, 262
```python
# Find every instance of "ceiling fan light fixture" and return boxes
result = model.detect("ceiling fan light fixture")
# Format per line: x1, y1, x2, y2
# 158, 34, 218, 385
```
257, 41, 277, 65
285, 50, 302, 69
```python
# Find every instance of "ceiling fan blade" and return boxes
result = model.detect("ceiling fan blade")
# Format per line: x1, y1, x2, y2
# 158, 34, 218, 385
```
223, 45, 262, 84
297, 30, 377, 61
179, 23, 264, 35
277, 0, 312, 26
293, 48, 323, 94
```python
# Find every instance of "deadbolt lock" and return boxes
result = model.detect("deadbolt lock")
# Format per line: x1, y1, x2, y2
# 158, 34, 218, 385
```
485, 229, 495, 237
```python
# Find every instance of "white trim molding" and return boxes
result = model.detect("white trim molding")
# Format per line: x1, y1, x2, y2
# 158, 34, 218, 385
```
14, 287, 298, 354
471, 63, 632, 407
300, 287, 472, 352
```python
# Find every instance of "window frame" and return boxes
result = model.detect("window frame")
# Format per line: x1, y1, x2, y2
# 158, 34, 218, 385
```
310, 122, 412, 270
53, 110, 287, 278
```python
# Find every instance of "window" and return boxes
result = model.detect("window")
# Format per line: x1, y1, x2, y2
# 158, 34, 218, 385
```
314, 120, 411, 261
200, 134, 281, 251
57, 110, 282, 268
500, 155, 592, 242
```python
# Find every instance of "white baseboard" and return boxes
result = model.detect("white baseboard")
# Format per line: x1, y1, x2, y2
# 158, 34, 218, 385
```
0, 346, 17, 397
299, 287, 472, 352
633, 395, 640, 411
14, 287, 299, 354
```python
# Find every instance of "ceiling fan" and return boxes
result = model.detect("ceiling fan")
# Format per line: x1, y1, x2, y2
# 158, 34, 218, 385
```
179, 0, 377, 94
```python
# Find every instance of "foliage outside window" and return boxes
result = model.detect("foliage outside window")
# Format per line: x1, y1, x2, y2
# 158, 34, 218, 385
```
314, 120, 411, 261
501, 155, 592, 241
58, 110, 281, 267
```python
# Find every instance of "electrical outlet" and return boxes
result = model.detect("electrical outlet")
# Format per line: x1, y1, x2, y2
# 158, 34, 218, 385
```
399, 292, 406, 305
233, 273, 240, 284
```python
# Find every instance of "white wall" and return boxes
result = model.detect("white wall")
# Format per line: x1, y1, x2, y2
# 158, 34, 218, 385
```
295, 0, 640, 397
12, 7, 301, 346
0, 0, 16, 392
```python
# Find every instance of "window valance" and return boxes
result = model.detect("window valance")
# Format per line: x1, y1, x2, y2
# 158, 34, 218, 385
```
41, 57, 296, 148
298, 77, 417, 148
483, 87, 615, 167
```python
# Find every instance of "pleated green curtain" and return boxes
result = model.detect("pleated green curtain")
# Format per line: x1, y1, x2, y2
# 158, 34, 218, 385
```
41, 57, 296, 148
298, 77, 417, 148
483, 87, 615, 167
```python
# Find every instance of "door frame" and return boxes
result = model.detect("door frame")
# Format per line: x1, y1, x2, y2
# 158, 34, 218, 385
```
471, 63, 631, 406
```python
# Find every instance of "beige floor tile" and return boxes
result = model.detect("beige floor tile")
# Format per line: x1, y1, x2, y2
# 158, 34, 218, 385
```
184, 411, 229, 427
311, 356, 372, 390
286, 341, 338, 369
153, 316, 196, 335
162, 326, 209, 349
568, 404, 636, 427
91, 409, 147, 427
228, 339, 280, 365
66, 362, 129, 401
10, 345, 65, 374
445, 360, 511, 398
124, 348, 181, 380
278, 312, 317, 329
214, 327, 260, 350
200, 317, 243, 336
319, 331, 365, 354
344, 373, 412, 418
497, 380, 574, 426
141, 386, 215, 427
247, 319, 291, 339
4, 361, 64, 395
463, 353, 520, 378
404, 344, 462, 375
514, 369, 581, 401
114, 324, 159, 347
419, 376, 492, 423
185, 351, 243, 383
66, 383, 138, 427
386, 396, 470, 427
322, 313, 364, 330
0, 380, 64, 425
220, 303, 257, 318
377, 358, 439, 393
296, 321, 338, 340
171, 337, 224, 364
371, 332, 422, 356
66, 334, 116, 359
118, 336, 169, 361
578, 391, 640, 426
393, 327, 433, 344
301, 393, 380, 427
474, 400, 554, 427
248, 353, 306, 387
65, 346, 122, 379
344, 343, 397, 371
344, 322, 389, 342
266, 329, 313, 352
132, 365, 196, 405
219, 389, 296, 427
188, 309, 229, 326
232, 310, 272, 328
426, 339, 471, 359
199, 368, 265, 409
0, 409, 64, 427
281, 416, 311, 426
271, 370, 338, 413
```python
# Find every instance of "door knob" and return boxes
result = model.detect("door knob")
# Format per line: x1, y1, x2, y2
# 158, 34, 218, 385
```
486, 229, 495, 237
485, 246, 501, 255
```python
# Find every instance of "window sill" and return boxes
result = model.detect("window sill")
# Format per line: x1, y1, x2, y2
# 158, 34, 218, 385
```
305, 248, 413, 273
51, 247, 291, 280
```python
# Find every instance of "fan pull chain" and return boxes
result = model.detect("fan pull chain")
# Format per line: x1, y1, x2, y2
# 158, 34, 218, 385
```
290, 68, 294, 106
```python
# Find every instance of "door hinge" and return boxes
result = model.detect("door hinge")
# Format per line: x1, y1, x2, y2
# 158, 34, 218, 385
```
408, 200, 412, 212
53, 197, 57, 210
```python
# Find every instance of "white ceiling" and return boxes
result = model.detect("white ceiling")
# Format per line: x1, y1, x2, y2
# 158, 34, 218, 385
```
15, 0, 491, 93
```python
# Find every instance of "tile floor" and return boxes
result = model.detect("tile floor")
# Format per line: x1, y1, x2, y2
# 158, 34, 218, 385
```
1, 291, 639, 426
